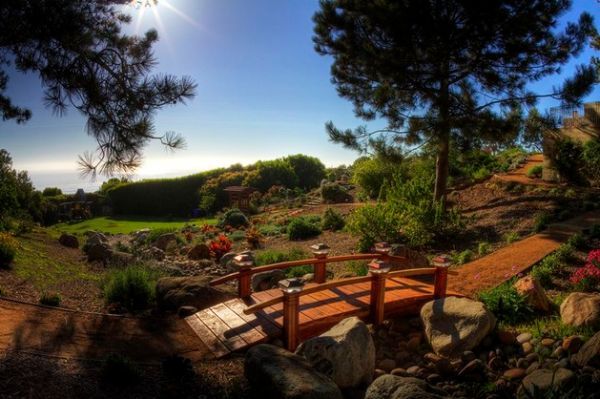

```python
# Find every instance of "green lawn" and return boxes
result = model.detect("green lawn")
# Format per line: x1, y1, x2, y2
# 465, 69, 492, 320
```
52, 215, 217, 235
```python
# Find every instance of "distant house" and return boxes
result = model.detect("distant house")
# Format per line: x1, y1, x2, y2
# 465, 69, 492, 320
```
223, 186, 256, 211
543, 101, 600, 182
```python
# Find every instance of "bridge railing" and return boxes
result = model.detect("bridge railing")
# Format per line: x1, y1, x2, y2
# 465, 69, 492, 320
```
241, 264, 451, 351
209, 249, 411, 298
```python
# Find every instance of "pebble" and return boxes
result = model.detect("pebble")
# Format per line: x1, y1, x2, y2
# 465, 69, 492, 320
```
390, 368, 408, 377
516, 358, 529, 369
373, 369, 387, 379
503, 368, 526, 380
562, 335, 584, 354
516, 332, 532, 344
426, 373, 441, 384
497, 329, 516, 345
526, 361, 539, 375
378, 359, 396, 373
555, 358, 569, 369
407, 336, 422, 352
406, 365, 421, 376
458, 359, 484, 377
552, 347, 565, 359
522, 342, 534, 354
487, 356, 502, 370
541, 338, 555, 347
525, 353, 539, 363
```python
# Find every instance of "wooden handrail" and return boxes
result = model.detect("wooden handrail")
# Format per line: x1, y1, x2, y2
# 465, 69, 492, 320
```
244, 275, 373, 315
210, 253, 410, 287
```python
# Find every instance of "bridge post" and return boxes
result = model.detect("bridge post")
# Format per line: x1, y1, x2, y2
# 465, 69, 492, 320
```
368, 259, 391, 326
432, 255, 452, 299
233, 254, 254, 298
279, 278, 305, 351
310, 243, 330, 284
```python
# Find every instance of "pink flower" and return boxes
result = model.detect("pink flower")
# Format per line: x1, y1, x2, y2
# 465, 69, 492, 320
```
570, 262, 600, 285
587, 249, 600, 266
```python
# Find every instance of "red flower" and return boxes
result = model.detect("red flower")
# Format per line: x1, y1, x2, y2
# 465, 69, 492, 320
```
587, 249, 600, 266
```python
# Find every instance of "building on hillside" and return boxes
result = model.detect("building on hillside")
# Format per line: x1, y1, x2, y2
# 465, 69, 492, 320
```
223, 186, 256, 211
543, 101, 600, 182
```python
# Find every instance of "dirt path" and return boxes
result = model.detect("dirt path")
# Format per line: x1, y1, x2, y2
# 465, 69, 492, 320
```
449, 210, 600, 297
0, 298, 209, 363
493, 153, 553, 186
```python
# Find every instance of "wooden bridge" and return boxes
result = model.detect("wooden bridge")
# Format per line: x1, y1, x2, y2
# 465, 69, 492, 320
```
185, 248, 458, 358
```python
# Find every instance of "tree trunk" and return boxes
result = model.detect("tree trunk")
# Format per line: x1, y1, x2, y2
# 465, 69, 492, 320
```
433, 132, 449, 204
434, 76, 450, 206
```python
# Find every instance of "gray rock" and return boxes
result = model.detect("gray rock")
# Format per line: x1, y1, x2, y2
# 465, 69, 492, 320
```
252, 269, 286, 292
177, 305, 198, 317
572, 330, 600, 367
519, 368, 575, 398
365, 375, 447, 399
153, 232, 178, 251
420, 297, 496, 358
245, 344, 342, 399
110, 250, 135, 266
141, 246, 166, 261
560, 293, 600, 328
155, 276, 234, 311
86, 243, 113, 263
296, 317, 375, 389
187, 243, 211, 260
58, 233, 79, 248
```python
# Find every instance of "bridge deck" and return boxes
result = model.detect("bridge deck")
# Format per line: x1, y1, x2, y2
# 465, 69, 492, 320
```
186, 275, 455, 358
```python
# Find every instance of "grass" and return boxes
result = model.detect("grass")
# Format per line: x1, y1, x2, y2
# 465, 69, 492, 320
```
102, 265, 161, 312
508, 316, 594, 341
52, 215, 217, 235
13, 232, 101, 291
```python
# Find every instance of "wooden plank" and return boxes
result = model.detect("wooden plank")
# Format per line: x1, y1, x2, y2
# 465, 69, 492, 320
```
306, 291, 361, 314
185, 314, 230, 358
261, 289, 314, 325
225, 299, 281, 338
196, 309, 247, 351
210, 302, 266, 345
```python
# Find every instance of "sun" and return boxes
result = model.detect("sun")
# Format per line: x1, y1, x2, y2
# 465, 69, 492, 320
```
131, 0, 158, 8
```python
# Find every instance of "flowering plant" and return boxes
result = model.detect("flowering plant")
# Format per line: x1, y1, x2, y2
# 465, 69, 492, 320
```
569, 249, 600, 291
208, 234, 232, 260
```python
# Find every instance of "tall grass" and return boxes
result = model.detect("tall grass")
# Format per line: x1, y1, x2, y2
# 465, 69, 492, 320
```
103, 266, 160, 312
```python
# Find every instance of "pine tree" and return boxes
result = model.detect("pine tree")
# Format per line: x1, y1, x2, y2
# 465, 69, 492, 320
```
0, 0, 196, 176
313, 0, 596, 203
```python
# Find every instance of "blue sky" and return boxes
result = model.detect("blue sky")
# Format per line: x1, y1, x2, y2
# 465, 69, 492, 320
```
0, 0, 598, 192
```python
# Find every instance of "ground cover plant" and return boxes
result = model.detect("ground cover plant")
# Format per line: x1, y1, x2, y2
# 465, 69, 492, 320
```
53, 216, 217, 235
102, 266, 160, 313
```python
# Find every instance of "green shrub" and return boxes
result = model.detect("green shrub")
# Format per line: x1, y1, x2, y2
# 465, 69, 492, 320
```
228, 230, 246, 242
42, 187, 63, 196
39, 292, 61, 307
531, 246, 571, 287
454, 249, 473, 265
0, 232, 17, 268
347, 203, 402, 252
567, 234, 587, 250
504, 231, 520, 244
101, 354, 140, 386
478, 280, 533, 324
478, 241, 491, 256
321, 183, 351, 203
244, 159, 298, 192
526, 165, 543, 179
258, 224, 285, 236
287, 217, 322, 240
218, 208, 249, 229
255, 248, 307, 266
551, 138, 585, 184
583, 139, 600, 185
322, 208, 345, 231
285, 265, 314, 278
346, 260, 369, 276
352, 157, 401, 199
286, 154, 326, 190
103, 266, 158, 312
472, 167, 491, 181
533, 212, 551, 233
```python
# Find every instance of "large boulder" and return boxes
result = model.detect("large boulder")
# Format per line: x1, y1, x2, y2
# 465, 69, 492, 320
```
365, 375, 447, 399
58, 233, 79, 248
252, 269, 286, 292
84, 231, 108, 247
155, 276, 234, 311
110, 250, 135, 266
295, 317, 375, 389
187, 243, 211, 260
420, 297, 496, 358
560, 293, 600, 328
222, 250, 255, 273
86, 243, 113, 263
245, 344, 343, 399
153, 233, 178, 251
513, 275, 551, 312
518, 368, 575, 398
572, 330, 600, 367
